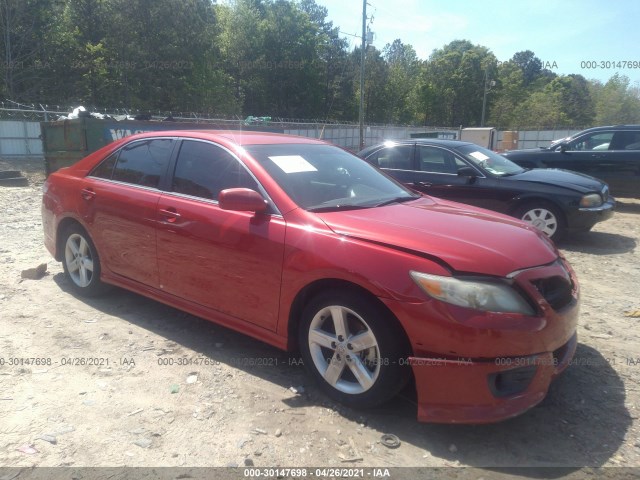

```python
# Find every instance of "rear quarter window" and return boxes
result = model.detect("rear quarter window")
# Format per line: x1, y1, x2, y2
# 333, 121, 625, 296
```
90, 152, 118, 179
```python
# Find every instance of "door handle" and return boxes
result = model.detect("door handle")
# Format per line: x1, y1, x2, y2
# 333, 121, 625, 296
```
412, 181, 432, 188
159, 208, 181, 223
80, 188, 96, 201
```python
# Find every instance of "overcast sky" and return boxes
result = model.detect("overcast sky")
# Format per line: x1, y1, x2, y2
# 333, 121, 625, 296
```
316, 0, 640, 85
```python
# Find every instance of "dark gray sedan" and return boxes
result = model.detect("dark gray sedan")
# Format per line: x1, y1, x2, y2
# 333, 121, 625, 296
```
358, 139, 615, 241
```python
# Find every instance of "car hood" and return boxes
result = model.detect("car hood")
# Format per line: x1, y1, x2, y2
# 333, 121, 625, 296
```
508, 168, 605, 193
316, 197, 558, 277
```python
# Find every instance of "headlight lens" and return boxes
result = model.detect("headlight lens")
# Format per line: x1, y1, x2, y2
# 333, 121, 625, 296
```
410, 271, 535, 315
579, 193, 603, 208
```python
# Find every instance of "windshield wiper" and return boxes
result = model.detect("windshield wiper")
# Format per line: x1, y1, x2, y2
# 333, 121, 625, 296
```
374, 196, 418, 207
500, 170, 526, 177
307, 204, 371, 213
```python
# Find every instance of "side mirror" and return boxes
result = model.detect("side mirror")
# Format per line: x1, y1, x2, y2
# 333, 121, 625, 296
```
457, 166, 477, 177
457, 166, 477, 184
218, 188, 268, 213
559, 141, 569, 152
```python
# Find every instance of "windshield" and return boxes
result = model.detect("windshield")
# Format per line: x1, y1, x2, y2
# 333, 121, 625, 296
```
549, 136, 570, 149
456, 144, 525, 176
245, 144, 418, 211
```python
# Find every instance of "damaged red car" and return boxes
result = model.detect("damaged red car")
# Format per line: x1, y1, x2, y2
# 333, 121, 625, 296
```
42, 131, 579, 423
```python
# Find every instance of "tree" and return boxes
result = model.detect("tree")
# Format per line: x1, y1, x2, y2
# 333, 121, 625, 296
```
511, 50, 542, 86
487, 60, 526, 128
418, 40, 497, 126
0, 0, 65, 100
350, 46, 389, 123
300, 0, 355, 120
511, 88, 569, 128
592, 74, 640, 124
382, 39, 419, 124
548, 74, 594, 126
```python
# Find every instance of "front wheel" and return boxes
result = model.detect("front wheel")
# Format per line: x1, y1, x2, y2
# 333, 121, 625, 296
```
514, 202, 565, 242
62, 224, 108, 296
299, 290, 411, 408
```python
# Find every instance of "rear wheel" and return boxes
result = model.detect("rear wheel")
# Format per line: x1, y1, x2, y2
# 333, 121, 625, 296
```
299, 290, 411, 408
515, 202, 565, 241
61, 224, 108, 296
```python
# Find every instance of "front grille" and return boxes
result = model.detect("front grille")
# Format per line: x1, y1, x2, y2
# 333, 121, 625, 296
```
532, 276, 573, 311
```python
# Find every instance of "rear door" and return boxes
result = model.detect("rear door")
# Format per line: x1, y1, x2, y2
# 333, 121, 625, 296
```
155, 139, 286, 330
603, 130, 640, 197
81, 138, 175, 286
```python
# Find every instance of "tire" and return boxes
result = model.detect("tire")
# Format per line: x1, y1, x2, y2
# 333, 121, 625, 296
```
514, 201, 566, 242
298, 290, 411, 409
61, 224, 108, 296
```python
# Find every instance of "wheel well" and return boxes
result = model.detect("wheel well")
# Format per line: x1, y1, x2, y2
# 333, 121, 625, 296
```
286, 279, 412, 356
509, 198, 567, 227
55, 218, 85, 261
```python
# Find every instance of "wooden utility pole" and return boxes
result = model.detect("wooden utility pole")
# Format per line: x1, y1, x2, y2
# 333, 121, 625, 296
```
358, 0, 366, 150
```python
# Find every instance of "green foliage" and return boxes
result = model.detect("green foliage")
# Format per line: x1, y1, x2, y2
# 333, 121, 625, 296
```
382, 39, 419, 124
418, 40, 497, 126
592, 74, 640, 125
1, 3, 640, 126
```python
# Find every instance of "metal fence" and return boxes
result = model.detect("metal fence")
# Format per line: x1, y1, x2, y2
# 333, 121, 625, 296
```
0, 119, 43, 156
509, 129, 582, 150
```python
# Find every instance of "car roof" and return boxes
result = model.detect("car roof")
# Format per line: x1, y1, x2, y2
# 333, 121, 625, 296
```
120, 129, 328, 146
574, 125, 640, 134
361, 139, 476, 152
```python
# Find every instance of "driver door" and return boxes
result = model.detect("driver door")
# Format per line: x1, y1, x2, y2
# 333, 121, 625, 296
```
156, 140, 286, 331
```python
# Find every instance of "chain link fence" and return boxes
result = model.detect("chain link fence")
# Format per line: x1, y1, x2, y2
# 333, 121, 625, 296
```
0, 103, 591, 157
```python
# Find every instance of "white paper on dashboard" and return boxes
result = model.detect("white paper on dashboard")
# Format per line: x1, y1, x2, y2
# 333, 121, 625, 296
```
269, 155, 318, 173
468, 151, 490, 161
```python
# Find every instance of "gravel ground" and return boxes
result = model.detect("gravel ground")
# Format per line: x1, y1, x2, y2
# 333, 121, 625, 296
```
1, 157, 639, 476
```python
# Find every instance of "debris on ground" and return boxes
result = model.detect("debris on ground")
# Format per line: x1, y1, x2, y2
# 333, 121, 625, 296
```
20, 263, 47, 280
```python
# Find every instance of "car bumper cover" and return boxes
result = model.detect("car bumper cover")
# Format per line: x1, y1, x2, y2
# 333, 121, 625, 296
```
570, 198, 615, 229
409, 331, 577, 424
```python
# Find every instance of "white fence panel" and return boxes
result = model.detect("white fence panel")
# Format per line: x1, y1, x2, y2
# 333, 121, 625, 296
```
0, 120, 42, 156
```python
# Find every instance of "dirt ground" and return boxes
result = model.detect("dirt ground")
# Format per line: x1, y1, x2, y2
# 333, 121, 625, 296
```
1, 157, 639, 475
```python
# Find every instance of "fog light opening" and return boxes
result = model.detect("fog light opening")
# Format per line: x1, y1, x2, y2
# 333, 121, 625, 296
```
488, 365, 538, 398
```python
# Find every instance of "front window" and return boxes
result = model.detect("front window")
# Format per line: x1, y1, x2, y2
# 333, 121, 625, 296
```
456, 144, 524, 176
245, 144, 417, 211
171, 140, 259, 200
417, 146, 467, 174
568, 132, 614, 151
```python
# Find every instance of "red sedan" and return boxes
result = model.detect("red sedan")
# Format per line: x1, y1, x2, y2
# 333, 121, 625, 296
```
42, 131, 579, 423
